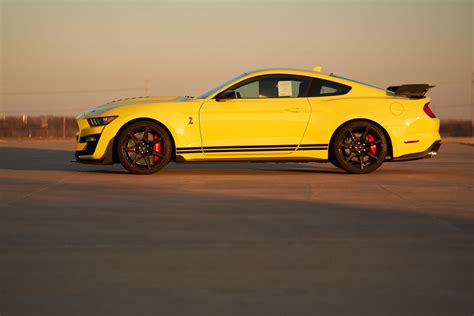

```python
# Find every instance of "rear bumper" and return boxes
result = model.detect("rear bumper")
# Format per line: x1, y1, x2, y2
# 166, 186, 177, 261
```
392, 140, 441, 161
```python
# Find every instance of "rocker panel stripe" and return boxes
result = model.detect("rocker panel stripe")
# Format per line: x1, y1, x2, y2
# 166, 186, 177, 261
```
176, 144, 328, 154
177, 143, 328, 150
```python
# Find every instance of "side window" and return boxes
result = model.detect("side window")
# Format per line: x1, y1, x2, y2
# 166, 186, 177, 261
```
307, 79, 351, 97
232, 76, 311, 99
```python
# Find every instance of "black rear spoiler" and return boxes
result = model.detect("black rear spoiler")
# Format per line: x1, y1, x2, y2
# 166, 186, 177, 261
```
387, 84, 435, 98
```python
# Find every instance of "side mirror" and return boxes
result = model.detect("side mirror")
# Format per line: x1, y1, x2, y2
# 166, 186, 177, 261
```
216, 90, 237, 101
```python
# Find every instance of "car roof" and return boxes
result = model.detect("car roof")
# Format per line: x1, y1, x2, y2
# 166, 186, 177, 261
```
244, 68, 389, 93
244, 68, 323, 76
243, 68, 348, 83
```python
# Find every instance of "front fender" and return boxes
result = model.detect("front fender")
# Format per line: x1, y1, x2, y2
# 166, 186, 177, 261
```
88, 113, 180, 161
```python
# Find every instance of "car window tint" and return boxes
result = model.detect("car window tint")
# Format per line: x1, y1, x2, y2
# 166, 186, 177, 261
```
308, 79, 351, 97
233, 76, 311, 99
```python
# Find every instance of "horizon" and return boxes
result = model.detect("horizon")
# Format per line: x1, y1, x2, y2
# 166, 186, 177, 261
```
1, 0, 473, 119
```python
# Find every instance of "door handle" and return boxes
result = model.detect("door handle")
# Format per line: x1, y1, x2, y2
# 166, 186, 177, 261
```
284, 108, 305, 112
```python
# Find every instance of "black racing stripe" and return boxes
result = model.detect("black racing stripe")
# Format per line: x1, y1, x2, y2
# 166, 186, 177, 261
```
297, 147, 328, 151
178, 148, 328, 153
178, 144, 327, 150
177, 145, 299, 151
177, 144, 329, 154
204, 148, 296, 153
176, 147, 201, 150
204, 144, 298, 149
176, 150, 202, 154
177, 145, 300, 153
299, 144, 328, 147
177, 148, 298, 154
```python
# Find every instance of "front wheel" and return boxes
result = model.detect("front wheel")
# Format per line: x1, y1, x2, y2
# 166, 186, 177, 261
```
333, 121, 387, 174
117, 121, 172, 174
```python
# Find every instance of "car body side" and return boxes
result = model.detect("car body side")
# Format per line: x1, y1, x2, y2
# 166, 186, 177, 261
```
75, 69, 441, 163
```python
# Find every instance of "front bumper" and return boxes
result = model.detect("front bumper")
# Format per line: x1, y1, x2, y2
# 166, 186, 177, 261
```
74, 115, 114, 164
392, 140, 441, 161
74, 136, 114, 164
75, 134, 101, 156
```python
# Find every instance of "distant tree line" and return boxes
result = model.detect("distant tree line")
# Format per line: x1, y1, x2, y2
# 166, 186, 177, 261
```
438, 120, 472, 137
0, 115, 77, 138
0, 115, 472, 138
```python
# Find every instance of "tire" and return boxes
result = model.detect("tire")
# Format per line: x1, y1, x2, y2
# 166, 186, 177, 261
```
117, 121, 172, 174
330, 156, 341, 168
332, 121, 387, 174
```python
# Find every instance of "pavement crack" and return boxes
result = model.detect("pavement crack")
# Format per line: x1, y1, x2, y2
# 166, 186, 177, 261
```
2, 171, 80, 207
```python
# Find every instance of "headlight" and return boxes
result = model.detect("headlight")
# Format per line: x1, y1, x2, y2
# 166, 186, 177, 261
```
87, 116, 117, 126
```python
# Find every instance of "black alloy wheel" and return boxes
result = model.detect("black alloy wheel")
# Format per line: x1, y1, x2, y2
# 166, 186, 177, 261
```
117, 121, 171, 174
333, 121, 387, 174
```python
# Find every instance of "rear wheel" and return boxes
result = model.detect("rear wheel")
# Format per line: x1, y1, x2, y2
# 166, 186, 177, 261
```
333, 121, 387, 174
117, 121, 171, 174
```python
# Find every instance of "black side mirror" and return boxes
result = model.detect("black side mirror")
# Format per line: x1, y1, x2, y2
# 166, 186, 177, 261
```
216, 90, 236, 101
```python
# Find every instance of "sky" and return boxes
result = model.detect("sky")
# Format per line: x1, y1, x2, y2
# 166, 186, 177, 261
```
1, 0, 473, 119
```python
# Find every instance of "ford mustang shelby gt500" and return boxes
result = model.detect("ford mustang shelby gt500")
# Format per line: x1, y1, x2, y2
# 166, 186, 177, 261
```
75, 67, 441, 174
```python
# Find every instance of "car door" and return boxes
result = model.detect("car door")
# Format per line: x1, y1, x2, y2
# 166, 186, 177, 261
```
199, 75, 312, 156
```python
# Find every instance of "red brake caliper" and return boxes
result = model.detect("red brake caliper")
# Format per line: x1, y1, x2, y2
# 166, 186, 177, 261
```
367, 134, 377, 154
152, 135, 162, 162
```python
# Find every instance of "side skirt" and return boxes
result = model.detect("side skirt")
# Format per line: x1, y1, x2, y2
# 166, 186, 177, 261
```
175, 155, 328, 163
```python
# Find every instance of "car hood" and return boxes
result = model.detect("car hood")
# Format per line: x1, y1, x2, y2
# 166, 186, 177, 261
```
81, 96, 186, 119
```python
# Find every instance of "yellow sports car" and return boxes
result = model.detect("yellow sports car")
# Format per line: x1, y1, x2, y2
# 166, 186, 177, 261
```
75, 67, 441, 174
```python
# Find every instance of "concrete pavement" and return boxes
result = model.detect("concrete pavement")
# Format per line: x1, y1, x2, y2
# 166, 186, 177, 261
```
0, 140, 473, 316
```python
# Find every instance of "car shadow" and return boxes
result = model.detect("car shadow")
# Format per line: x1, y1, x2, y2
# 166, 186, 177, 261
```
73, 161, 346, 175
0, 146, 423, 175
0, 147, 88, 171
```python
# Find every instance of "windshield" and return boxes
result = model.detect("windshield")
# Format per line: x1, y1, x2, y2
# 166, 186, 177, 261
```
195, 73, 247, 99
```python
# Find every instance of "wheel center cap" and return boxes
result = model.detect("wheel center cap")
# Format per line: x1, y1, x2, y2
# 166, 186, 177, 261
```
355, 144, 365, 152
138, 143, 149, 154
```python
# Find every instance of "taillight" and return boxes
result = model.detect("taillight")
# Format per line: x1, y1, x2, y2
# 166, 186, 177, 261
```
423, 102, 436, 118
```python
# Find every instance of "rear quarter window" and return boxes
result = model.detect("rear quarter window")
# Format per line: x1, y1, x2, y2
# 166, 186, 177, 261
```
307, 79, 351, 97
